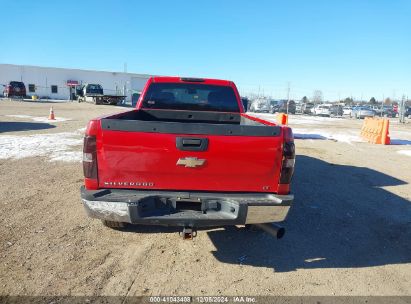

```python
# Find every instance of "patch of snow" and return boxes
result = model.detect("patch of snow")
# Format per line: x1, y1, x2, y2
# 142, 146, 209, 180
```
5, 115, 32, 119
248, 113, 347, 126
0, 132, 82, 162
397, 150, 411, 157
293, 128, 363, 144
21, 98, 70, 103
391, 130, 411, 136
304, 257, 326, 263
5, 114, 71, 122
289, 115, 344, 125
31, 116, 71, 122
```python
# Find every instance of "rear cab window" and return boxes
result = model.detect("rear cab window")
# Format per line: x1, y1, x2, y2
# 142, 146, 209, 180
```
86, 84, 103, 94
10, 81, 25, 88
142, 83, 240, 112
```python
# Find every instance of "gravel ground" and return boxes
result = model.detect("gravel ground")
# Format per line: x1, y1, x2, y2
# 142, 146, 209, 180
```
0, 100, 410, 297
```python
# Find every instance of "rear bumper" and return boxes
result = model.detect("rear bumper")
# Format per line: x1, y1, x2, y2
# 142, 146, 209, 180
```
80, 187, 293, 227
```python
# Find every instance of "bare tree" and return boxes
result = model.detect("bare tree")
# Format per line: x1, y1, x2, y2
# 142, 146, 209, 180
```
312, 90, 323, 104
344, 97, 354, 105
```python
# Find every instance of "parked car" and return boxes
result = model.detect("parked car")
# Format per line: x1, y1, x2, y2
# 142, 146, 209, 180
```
249, 99, 270, 113
295, 102, 308, 114
393, 104, 398, 113
343, 106, 352, 116
302, 103, 315, 114
351, 106, 375, 119
270, 99, 296, 114
405, 107, 411, 118
3, 81, 26, 98
330, 105, 343, 117
295, 103, 303, 114
312, 104, 331, 117
376, 106, 396, 117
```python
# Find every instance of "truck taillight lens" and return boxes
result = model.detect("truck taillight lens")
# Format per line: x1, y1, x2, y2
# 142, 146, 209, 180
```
278, 127, 295, 193
280, 142, 295, 184
83, 136, 97, 179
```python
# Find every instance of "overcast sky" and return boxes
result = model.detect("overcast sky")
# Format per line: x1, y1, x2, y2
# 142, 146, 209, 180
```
0, 0, 410, 101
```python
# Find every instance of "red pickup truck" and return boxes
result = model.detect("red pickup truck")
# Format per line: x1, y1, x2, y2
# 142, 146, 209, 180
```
80, 77, 295, 238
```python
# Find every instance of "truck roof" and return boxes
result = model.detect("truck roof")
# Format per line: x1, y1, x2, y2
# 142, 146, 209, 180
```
151, 76, 232, 86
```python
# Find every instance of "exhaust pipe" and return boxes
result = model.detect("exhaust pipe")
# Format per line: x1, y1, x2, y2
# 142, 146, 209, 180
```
255, 223, 285, 239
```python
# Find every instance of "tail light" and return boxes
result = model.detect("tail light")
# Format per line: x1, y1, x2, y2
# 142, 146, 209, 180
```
278, 127, 295, 194
83, 135, 98, 189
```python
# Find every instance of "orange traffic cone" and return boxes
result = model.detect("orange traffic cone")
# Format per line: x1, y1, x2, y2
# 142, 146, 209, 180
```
276, 113, 288, 125
48, 107, 55, 120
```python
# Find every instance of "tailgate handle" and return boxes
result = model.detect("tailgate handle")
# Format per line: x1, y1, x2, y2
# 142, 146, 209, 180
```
176, 137, 209, 151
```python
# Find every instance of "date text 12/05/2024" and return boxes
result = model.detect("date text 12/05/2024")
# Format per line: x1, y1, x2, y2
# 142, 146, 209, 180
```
148, 296, 257, 303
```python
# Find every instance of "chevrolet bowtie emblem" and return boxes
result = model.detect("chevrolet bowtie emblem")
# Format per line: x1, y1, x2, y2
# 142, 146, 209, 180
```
176, 157, 206, 168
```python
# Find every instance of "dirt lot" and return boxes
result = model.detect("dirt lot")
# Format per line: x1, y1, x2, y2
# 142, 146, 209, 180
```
0, 100, 410, 297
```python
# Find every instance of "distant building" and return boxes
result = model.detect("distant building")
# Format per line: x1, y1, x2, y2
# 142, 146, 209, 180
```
0, 63, 151, 102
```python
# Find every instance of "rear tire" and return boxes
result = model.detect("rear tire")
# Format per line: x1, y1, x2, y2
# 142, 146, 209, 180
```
102, 220, 127, 229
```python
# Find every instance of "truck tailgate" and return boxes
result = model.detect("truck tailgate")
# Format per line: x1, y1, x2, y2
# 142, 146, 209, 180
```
97, 125, 284, 192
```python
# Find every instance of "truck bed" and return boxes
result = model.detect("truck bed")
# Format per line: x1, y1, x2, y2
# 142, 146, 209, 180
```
102, 109, 280, 136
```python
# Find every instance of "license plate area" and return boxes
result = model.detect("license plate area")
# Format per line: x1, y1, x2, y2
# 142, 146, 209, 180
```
135, 196, 230, 218
176, 200, 202, 212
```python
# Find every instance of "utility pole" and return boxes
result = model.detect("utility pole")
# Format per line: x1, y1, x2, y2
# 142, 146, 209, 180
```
124, 62, 127, 73
399, 95, 406, 123
287, 82, 290, 114
381, 94, 384, 117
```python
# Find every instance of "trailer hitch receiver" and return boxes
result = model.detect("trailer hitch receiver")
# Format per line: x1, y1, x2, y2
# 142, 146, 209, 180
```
180, 227, 197, 240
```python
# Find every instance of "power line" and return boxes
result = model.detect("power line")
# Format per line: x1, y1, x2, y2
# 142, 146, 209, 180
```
287, 82, 290, 114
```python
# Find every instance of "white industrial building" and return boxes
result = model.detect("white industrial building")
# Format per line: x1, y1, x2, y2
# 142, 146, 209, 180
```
0, 63, 151, 102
